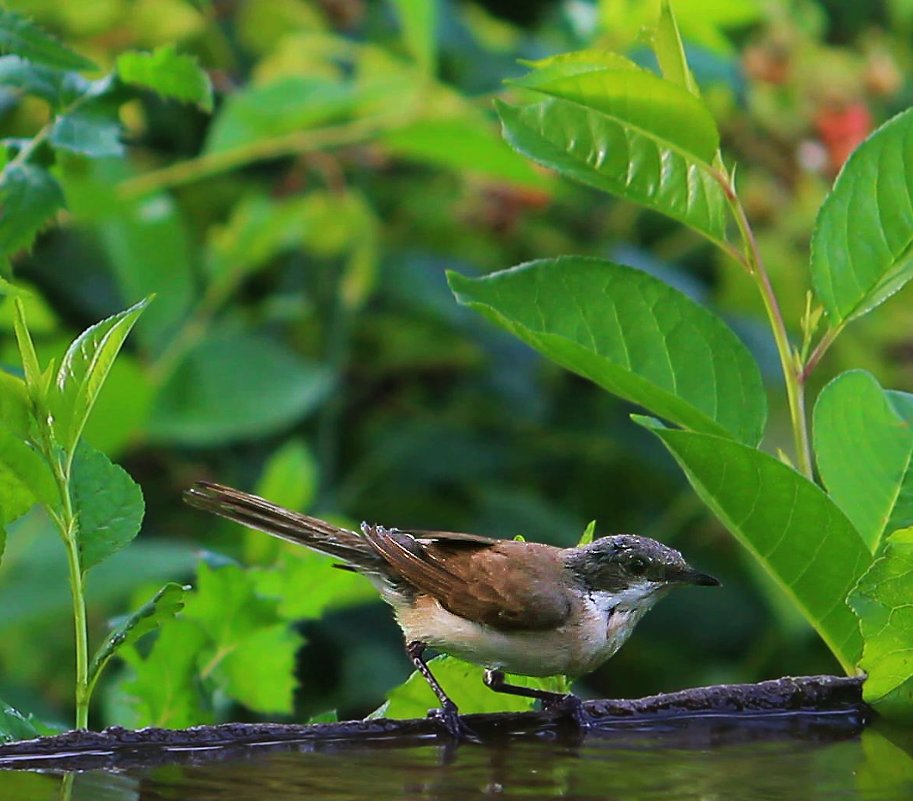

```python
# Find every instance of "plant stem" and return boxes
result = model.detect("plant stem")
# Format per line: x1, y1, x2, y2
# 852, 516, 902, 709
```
800, 324, 843, 383
720, 172, 813, 479
117, 114, 402, 199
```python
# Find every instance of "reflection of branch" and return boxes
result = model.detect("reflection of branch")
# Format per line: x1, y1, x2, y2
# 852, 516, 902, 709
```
0, 675, 867, 771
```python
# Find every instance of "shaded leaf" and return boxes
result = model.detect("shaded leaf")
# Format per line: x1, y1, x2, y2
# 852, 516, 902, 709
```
0, 9, 95, 71
811, 108, 913, 324
0, 164, 65, 257
117, 45, 213, 111
72, 443, 145, 571
449, 257, 766, 445
496, 99, 729, 247
50, 297, 149, 456
638, 417, 870, 672
88, 582, 188, 692
148, 332, 334, 446
848, 528, 913, 720
0, 430, 57, 523
49, 112, 123, 157
814, 370, 913, 553
0, 697, 41, 743
0, 55, 65, 106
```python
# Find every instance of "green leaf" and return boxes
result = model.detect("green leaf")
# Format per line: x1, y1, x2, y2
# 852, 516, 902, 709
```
449, 257, 766, 445
0, 430, 57, 523
509, 65, 719, 162
496, 99, 729, 247
148, 332, 334, 446
88, 582, 188, 692
71, 443, 145, 571
0, 369, 30, 437
381, 118, 546, 188
12, 298, 44, 396
0, 55, 65, 106
378, 655, 566, 718
0, 164, 65, 257
204, 77, 359, 154
185, 563, 302, 714
848, 528, 913, 720
50, 297, 149, 456
0, 9, 95, 71
638, 418, 870, 672
49, 112, 123, 157
214, 623, 301, 714
389, 0, 436, 73
814, 370, 913, 553
577, 520, 597, 546
811, 108, 913, 325
117, 45, 213, 112
653, 0, 701, 96
0, 696, 41, 743
119, 616, 211, 728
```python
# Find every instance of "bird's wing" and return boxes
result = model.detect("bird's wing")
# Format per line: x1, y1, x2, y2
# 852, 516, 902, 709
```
361, 526, 571, 631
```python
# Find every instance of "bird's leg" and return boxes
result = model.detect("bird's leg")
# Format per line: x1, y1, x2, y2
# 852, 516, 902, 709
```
483, 669, 590, 728
406, 641, 473, 740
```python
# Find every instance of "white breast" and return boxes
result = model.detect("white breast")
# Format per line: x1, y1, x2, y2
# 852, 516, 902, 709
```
390, 590, 655, 678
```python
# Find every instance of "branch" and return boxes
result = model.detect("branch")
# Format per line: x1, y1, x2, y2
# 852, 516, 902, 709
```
0, 675, 868, 771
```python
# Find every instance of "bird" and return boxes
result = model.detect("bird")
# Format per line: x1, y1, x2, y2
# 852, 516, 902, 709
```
184, 481, 720, 738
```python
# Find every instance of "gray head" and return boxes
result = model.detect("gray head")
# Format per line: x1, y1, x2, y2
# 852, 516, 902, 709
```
565, 534, 720, 607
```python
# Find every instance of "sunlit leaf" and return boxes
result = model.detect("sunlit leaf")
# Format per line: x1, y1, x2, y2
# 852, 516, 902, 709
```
0, 8, 95, 71
72, 443, 145, 571
653, 0, 701, 96
389, 0, 436, 73
117, 45, 213, 111
811, 108, 913, 324
848, 528, 913, 720
50, 297, 149, 456
638, 417, 870, 672
0, 431, 57, 523
496, 99, 729, 247
88, 582, 188, 691
0, 369, 29, 437
148, 332, 334, 446
449, 257, 766, 445
49, 112, 123, 157
814, 370, 913, 553
0, 164, 65, 258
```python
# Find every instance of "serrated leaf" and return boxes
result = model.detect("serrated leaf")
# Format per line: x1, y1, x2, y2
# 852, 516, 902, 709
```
379, 655, 566, 718
811, 108, 913, 324
496, 99, 729, 248
50, 297, 149, 457
71, 443, 145, 571
509, 66, 719, 162
814, 370, 913, 553
638, 417, 870, 672
0, 55, 65, 106
0, 9, 95, 71
0, 164, 65, 257
848, 528, 913, 720
449, 257, 766, 445
50, 112, 123, 157
117, 45, 213, 112
88, 582, 188, 692
148, 332, 334, 446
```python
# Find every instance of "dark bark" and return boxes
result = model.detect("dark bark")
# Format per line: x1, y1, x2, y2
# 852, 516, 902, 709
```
0, 674, 870, 771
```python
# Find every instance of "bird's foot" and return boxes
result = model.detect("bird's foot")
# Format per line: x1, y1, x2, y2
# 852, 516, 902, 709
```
540, 693, 591, 729
427, 701, 479, 742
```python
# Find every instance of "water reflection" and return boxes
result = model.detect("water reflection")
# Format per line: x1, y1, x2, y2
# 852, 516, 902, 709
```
3, 723, 913, 801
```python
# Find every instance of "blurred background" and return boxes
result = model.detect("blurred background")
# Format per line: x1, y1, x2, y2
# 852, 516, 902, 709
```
1, 0, 911, 728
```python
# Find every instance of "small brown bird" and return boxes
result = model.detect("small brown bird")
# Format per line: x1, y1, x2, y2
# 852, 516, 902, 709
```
185, 481, 720, 737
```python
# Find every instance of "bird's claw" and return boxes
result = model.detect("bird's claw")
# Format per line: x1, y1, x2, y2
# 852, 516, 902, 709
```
428, 702, 479, 742
541, 693, 592, 729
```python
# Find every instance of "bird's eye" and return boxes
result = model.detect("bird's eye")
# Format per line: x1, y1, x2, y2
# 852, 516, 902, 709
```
628, 556, 648, 575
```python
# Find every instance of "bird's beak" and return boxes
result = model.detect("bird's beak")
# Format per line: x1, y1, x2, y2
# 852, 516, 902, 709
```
676, 567, 722, 587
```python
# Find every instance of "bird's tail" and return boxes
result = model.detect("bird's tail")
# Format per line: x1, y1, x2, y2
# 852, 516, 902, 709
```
184, 481, 383, 570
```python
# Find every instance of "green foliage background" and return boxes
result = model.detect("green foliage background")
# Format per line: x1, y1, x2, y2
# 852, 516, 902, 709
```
2, 0, 911, 730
